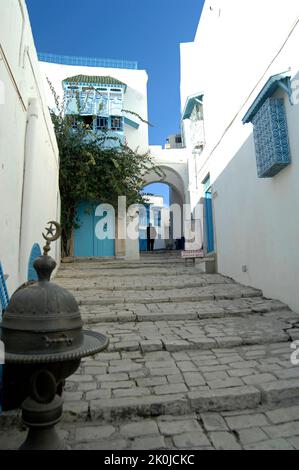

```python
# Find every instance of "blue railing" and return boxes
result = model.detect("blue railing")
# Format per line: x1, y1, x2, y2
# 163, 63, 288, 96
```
38, 53, 138, 70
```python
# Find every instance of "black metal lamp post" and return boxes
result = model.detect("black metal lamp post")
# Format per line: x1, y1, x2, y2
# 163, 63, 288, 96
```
0, 222, 109, 450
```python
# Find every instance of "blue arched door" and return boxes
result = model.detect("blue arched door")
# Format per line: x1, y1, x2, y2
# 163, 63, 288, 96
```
28, 244, 42, 281
203, 176, 215, 253
74, 201, 115, 257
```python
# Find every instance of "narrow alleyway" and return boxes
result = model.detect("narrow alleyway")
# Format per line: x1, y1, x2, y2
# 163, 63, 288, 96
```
2, 252, 299, 450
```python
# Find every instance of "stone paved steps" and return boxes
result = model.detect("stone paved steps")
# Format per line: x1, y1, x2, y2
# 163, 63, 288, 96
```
2, 255, 299, 450
80, 298, 289, 324
39, 341, 299, 425
84, 312, 294, 353
54, 273, 234, 291
74, 285, 263, 307
56, 266, 206, 278
3, 405, 299, 450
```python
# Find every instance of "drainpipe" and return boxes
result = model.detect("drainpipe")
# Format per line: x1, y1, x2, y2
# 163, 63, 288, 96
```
19, 98, 39, 283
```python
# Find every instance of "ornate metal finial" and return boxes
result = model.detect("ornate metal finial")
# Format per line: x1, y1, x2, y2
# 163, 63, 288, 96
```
42, 221, 62, 256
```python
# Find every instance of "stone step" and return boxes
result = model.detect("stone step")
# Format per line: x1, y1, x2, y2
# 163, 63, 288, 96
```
54, 274, 234, 292
14, 342, 291, 423
4, 404, 299, 450
85, 312, 294, 353
55, 266, 205, 279
74, 285, 263, 307
80, 298, 289, 324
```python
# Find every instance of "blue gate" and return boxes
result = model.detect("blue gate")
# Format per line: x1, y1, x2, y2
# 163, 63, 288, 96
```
203, 176, 215, 253
74, 201, 115, 257
0, 262, 9, 413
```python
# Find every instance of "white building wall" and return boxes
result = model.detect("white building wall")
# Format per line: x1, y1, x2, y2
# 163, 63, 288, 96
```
39, 62, 149, 154
0, 0, 60, 296
180, 0, 299, 310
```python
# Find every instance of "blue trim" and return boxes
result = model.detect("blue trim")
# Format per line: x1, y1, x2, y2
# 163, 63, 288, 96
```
28, 244, 42, 281
124, 117, 140, 129
0, 262, 9, 414
0, 262, 9, 314
38, 53, 138, 70
242, 72, 292, 124
182, 93, 203, 120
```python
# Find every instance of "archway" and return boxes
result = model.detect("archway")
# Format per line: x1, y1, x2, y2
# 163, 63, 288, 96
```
140, 165, 187, 252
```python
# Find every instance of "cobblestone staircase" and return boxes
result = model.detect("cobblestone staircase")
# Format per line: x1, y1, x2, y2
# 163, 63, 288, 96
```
2, 252, 299, 450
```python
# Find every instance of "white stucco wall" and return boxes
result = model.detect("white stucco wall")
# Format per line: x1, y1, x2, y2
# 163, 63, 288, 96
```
180, 0, 299, 310
0, 0, 60, 296
39, 62, 149, 154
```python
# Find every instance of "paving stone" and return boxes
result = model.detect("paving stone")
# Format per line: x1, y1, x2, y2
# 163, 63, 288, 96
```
86, 389, 111, 400
90, 394, 190, 420
132, 435, 166, 450
225, 413, 269, 430
189, 338, 217, 349
203, 371, 228, 381
77, 382, 97, 392
266, 405, 299, 424
183, 372, 205, 386
207, 377, 243, 389
84, 367, 107, 375
173, 431, 210, 448
113, 387, 151, 398
137, 376, 167, 387
154, 384, 188, 395
63, 401, 89, 421
228, 368, 255, 377
286, 436, 299, 449
163, 340, 191, 352
158, 419, 201, 435
244, 438, 294, 450
243, 373, 276, 385
263, 421, 299, 439
75, 425, 115, 442
260, 379, 299, 404
209, 431, 241, 450
120, 421, 159, 438
102, 380, 135, 390
68, 374, 93, 383
200, 413, 228, 431
167, 374, 185, 384
64, 391, 83, 401
73, 439, 128, 450
188, 386, 261, 412
108, 363, 143, 374
177, 361, 198, 372
96, 373, 129, 382
237, 427, 268, 445
140, 340, 163, 352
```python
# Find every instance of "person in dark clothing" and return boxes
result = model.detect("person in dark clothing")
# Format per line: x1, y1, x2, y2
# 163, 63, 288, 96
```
146, 223, 157, 251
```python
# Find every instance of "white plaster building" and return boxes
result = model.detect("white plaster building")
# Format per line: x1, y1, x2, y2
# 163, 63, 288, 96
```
180, 0, 299, 311
39, 57, 149, 154
0, 0, 60, 301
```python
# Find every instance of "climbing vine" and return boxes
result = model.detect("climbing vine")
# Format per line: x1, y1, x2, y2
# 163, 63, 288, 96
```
47, 81, 162, 256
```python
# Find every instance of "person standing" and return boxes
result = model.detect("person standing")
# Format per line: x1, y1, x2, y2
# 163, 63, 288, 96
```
147, 223, 157, 251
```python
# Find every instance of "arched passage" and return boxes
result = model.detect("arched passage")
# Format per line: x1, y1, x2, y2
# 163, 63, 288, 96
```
140, 165, 187, 251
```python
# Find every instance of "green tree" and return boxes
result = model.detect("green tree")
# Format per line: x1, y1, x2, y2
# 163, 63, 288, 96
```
48, 81, 160, 256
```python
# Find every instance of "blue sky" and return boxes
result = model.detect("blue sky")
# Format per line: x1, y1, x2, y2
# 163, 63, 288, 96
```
142, 183, 170, 206
26, 0, 204, 146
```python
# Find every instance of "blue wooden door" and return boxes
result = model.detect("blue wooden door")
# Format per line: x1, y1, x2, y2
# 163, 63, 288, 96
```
74, 201, 115, 257
139, 204, 150, 251
203, 177, 215, 253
